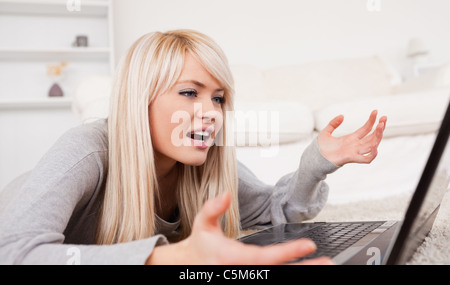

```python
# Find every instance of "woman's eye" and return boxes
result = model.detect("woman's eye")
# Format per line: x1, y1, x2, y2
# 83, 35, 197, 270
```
179, 89, 197, 98
212, 96, 226, 105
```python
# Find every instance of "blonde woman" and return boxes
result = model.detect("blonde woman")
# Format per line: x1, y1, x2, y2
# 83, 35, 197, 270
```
0, 30, 386, 265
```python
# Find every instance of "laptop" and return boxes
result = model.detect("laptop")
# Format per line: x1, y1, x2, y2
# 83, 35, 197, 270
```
239, 100, 450, 265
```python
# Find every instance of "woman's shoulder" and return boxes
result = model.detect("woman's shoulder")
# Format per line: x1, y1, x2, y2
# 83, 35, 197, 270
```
59, 119, 109, 154
36, 119, 109, 175
66, 118, 108, 142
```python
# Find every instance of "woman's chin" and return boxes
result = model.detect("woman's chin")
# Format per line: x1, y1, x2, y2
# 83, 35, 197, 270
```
177, 149, 209, 166
181, 158, 207, 166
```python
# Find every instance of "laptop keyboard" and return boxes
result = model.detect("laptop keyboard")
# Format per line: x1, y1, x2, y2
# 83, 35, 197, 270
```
294, 222, 385, 261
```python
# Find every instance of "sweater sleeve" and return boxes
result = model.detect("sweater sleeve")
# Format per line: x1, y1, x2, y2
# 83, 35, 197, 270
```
238, 138, 340, 230
0, 123, 168, 265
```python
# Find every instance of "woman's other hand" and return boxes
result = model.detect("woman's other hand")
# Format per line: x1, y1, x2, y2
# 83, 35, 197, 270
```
146, 192, 334, 265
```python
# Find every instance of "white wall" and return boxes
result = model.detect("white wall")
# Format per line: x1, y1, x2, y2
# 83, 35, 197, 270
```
0, 109, 81, 190
113, 0, 450, 71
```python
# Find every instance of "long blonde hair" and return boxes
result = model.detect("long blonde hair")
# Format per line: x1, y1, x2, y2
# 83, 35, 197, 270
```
96, 30, 240, 244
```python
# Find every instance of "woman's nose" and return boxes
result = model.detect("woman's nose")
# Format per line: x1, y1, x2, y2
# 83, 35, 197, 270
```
194, 102, 218, 124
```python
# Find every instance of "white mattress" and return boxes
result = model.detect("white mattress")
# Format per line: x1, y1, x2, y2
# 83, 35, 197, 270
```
235, 132, 436, 204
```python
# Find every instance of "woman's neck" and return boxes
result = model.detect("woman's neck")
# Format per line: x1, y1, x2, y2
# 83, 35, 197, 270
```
155, 156, 179, 221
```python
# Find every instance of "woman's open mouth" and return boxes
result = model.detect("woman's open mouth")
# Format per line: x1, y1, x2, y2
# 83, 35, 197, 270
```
186, 127, 214, 149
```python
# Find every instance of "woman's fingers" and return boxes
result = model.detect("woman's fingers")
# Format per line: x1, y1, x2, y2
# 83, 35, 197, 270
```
379, 115, 388, 127
322, 115, 344, 135
374, 116, 386, 137
293, 256, 335, 265
194, 192, 231, 231
355, 110, 378, 139
255, 238, 317, 265
359, 117, 387, 149
360, 146, 378, 164
235, 238, 318, 265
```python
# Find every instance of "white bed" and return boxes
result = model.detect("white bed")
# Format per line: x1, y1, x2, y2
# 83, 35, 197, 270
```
236, 132, 436, 204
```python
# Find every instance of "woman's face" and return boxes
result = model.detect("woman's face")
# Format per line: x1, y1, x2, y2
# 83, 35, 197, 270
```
149, 52, 225, 168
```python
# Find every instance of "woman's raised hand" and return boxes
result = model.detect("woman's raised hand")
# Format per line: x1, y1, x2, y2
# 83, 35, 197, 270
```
317, 110, 387, 166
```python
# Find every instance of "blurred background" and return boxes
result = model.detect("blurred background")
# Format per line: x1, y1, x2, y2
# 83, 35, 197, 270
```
1, 0, 449, 201
113, 0, 450, 71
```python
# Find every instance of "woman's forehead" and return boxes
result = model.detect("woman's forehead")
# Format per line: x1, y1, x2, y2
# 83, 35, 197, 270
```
177, 53, 224, 90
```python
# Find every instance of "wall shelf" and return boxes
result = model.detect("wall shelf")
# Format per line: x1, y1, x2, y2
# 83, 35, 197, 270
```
0, 47, 112, 61
0, 97, 73, 110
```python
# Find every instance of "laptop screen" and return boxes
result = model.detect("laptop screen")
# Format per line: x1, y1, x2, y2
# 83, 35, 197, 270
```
386, 100, 450, 264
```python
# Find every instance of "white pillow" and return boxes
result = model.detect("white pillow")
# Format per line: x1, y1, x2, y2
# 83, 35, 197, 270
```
72, 75, 112, 124
314, 87, 450, 138
263, 56, 393, 111
394, 62, 450, 94
232, 101, 314, 146
230, 64, 268, 102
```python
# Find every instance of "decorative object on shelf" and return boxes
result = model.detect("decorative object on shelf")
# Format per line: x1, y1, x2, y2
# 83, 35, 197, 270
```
47, 61, 68, 97
72, 35, 89, 47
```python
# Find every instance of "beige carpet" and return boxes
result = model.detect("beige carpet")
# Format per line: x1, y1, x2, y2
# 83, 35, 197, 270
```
310, 189, 450, 265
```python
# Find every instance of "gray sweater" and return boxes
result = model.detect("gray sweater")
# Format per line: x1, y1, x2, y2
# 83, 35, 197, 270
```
0, 119, 339, 265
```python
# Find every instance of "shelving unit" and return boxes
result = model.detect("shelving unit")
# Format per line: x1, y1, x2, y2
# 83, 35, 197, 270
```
0, 0, 114, 190
0, 0, 114, 109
